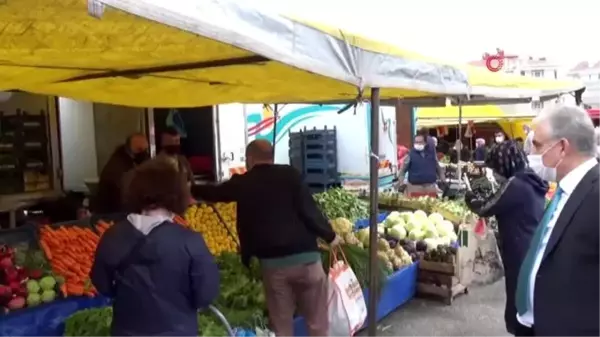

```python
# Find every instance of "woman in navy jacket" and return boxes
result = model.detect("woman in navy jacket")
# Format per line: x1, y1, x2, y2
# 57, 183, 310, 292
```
91, 158, 219, 336
465, 141, 547, 335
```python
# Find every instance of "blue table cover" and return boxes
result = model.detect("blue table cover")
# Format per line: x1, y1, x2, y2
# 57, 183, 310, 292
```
0, 296, 111, 336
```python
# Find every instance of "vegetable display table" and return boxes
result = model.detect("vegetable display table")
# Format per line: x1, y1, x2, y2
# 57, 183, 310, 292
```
0, 296, 110, 336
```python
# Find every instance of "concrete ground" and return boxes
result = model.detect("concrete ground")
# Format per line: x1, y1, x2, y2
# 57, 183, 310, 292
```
361, 280, 509, 336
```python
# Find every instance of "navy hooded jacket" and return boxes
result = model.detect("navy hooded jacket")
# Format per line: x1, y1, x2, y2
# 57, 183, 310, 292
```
465, 169, 547, 334
91, 214, 219, 336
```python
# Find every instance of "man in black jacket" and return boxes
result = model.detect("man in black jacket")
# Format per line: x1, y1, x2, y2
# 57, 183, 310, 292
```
93, 133, 149, 214
193, 140, 339, 336
515, 105, 599, 336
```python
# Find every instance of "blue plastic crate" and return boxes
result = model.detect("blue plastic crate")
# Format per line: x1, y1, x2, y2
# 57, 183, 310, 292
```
303, 141, 336, 152
304, 174, 340, 185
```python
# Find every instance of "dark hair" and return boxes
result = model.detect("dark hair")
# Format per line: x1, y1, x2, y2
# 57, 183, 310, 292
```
123, 158, 190, 215
163, 127, 180, 137
515, 137, 524, 142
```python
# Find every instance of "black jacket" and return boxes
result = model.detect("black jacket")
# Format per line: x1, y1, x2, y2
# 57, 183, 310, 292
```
91, 220, 219, 336
533, 164, 599, 336
465, 169, 547, 334
192, 164, 335, 266
93, 145, 136, 214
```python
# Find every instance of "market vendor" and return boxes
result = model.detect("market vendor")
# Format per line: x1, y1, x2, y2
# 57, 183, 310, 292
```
474, 138, 487, 161
93, 133, 149, 214
157, 127, 194, 185
192, 139, 340, 336
397, 134, 442, 197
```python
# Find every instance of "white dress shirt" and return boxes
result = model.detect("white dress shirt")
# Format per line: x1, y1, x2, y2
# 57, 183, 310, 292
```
517, 158, 598, 327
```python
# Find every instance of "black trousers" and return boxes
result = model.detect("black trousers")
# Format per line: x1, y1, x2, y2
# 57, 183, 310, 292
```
514, 323, 534, 336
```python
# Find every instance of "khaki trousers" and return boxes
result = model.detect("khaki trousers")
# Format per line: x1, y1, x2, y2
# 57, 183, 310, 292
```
261, 262, 328, 336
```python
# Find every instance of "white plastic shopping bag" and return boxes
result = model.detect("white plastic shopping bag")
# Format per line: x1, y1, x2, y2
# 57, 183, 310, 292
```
328, 248, 367, 336
254, 327, 276, 336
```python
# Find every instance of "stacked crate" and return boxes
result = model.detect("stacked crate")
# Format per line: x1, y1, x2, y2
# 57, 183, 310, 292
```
0, 109, 51, 194
288, 126, 340, 193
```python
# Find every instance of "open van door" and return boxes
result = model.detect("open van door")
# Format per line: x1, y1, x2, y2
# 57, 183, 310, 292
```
213, 104, 248, 181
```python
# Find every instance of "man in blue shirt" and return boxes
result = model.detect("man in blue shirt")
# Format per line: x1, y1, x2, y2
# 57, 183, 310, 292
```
397, 134, 442, 197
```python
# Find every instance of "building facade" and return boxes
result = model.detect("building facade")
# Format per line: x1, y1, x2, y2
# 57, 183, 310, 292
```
567, 61, 600, 109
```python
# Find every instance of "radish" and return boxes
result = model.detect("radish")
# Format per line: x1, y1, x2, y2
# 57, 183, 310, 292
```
0, 257, 12, 269
7, 296, 25, 310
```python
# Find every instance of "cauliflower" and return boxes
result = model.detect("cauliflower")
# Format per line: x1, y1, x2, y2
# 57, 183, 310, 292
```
330, 217, 354, 234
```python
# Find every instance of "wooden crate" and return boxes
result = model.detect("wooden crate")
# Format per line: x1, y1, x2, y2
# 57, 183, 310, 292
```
416, 226, 477, 305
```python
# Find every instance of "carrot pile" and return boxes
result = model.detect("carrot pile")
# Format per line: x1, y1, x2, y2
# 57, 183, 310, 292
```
95, 220, 113, 236
173, 214, 188, 227
39, 225, 99, 298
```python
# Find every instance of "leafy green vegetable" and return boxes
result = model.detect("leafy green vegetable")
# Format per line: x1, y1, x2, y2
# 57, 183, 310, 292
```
313, 188, 369, 222
64, 307, 112, 336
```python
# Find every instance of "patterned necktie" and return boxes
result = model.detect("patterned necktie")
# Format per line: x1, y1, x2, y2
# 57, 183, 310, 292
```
515, 187, 564, 315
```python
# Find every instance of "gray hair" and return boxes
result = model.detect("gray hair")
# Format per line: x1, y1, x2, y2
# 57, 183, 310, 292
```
534, 104, 596, 157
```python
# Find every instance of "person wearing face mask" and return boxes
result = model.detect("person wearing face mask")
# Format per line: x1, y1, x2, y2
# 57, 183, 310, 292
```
93, 133, 150, 214
396, 134, 442, 197
514, 105, 599, 336
495, 131, 506, 145
464, 140, 547, 335
157, 127, 194, 185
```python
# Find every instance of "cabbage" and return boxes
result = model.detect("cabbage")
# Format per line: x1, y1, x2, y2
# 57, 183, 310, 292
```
377, 224, 385, 235
388, 225, 407, 240
413, 210, 428, 220
408, 229, 425, 241
356, 228, 370, 244
423, 224, 439, 239
428, 213, 444, 226
441, 220, 455, 233
400, 212, 415, 223
423, 238, 440, 251
384, 215, 406, 229
436, 223, 452, 238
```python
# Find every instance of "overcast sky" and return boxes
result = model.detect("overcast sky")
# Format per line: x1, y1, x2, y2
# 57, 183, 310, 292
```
252, 0, 598, 66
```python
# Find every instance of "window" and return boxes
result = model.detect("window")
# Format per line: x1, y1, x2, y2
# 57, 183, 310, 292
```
532, 101, 544, 110
531, 70, 544, 78
554, 70, 558, 79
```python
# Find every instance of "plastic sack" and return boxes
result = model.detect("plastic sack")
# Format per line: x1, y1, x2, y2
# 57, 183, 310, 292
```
327, 248, 367, 336
254, 327, 275, 336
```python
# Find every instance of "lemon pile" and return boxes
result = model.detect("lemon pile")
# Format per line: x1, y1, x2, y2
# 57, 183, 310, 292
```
185, 202, 239, 256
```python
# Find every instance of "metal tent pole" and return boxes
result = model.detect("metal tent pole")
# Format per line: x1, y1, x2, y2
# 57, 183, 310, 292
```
272, 104, 279, 157
367, 87, 381, 336
457, 100, 463, 181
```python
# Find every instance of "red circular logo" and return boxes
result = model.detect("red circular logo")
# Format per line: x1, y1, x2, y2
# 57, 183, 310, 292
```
485, 53, 505, 72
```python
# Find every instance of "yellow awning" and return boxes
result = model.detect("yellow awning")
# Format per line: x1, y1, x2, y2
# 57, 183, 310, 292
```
415, 105, 535, 127
0, 0, 473, 107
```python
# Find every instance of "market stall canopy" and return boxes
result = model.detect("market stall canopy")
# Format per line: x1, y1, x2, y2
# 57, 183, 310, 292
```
415, 105, 536, 127
0, 0, 472, 107
463, 65, 584, 99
